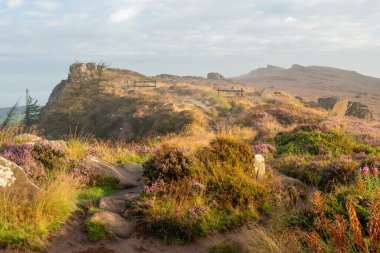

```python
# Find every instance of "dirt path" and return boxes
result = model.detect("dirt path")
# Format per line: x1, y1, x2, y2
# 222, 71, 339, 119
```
47, 214, 256, 253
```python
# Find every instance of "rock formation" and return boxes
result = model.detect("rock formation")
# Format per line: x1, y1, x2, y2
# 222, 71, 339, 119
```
346, 102, 373, 120
207, 72, 225, 80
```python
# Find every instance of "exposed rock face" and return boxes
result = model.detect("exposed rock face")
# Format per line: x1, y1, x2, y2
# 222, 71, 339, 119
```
89, 211, 135, 238
0, 157, 39, 194
318, 96, 373, 120
207, 72, 225, 80
84, 156, 143, 188
253, 154, 265, 180
346, 102, 373, 120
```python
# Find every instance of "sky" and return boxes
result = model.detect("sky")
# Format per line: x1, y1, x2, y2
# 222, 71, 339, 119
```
1, 0, 380, 107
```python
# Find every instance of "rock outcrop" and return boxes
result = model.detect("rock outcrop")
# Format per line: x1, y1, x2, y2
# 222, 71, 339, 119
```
346, 102, 373, 120
207, 72, 225, 80
318, 96, 348, 116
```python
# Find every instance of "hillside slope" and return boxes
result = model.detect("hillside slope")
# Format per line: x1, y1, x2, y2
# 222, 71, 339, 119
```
235, 64, 380, 118
38, 63, 243, 140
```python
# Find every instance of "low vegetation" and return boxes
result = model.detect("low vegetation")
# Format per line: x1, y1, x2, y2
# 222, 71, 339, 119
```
134, 136, 271, 244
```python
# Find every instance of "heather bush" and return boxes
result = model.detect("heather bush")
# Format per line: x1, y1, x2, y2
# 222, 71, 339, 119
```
272, 154, 327, 186
0, 143, 34, 166
143, 146, 193, 184
319, 156, 360, 190
31, 140, 66, 171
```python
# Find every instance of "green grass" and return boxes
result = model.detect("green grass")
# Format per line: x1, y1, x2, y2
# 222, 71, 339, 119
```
85, 221, 107, 241
77, 184, 119, 203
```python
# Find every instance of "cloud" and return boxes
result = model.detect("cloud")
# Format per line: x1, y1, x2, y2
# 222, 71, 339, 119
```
7, 0, 24, 9
35, 0, 60, 11
109, 6, 140, 23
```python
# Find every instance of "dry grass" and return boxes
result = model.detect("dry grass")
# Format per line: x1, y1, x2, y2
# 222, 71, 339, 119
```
0, 173, 79, 250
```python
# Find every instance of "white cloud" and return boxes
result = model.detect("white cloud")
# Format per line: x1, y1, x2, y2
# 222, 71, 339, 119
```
35, 0, 60, 11
7, 0, 24, 9
109, 6, 140, 23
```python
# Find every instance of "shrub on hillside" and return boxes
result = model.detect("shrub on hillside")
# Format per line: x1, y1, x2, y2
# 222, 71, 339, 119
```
143, 146, 193, 184
137, 136, 271, 244
272, 154, 327, 186
198, 137, 254, 174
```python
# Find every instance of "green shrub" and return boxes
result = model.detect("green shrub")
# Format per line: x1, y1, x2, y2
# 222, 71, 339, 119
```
143, 146, 193, 183
275, 125, 358, 156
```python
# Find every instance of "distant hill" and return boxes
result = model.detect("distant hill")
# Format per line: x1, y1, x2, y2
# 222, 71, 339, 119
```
0, 105, 26, 124
234, 64, 380, 118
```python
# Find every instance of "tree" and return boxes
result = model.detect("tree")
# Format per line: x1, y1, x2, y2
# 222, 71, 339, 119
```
1, 101, 19, 128
24, 89, 40, 127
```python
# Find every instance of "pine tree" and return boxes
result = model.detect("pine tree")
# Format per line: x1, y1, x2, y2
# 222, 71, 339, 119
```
24, 89, 40, 127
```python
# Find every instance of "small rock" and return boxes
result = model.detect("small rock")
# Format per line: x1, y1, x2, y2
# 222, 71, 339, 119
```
99, 188, 141, 213
89, 211, 135, 238
253, 154, 265, 180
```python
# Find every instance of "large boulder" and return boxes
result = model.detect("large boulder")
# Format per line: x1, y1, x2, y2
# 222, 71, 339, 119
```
0, 156, 39, 195
253, 154, 265, 180
84, 156, 143, 188
318, 96, 348, 116
346, 102, 373, 120
89, 211, 135, 238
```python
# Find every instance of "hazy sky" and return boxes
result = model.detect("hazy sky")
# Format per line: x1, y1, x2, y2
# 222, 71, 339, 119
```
1, 0, 380, 107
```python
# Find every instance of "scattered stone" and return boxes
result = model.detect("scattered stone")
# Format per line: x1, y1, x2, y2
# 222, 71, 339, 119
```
99, 188, 141, 214
0, 156, 39, 195
89, 211, 135, 238
253, 154, 265, 180
84, 156, 143, 188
